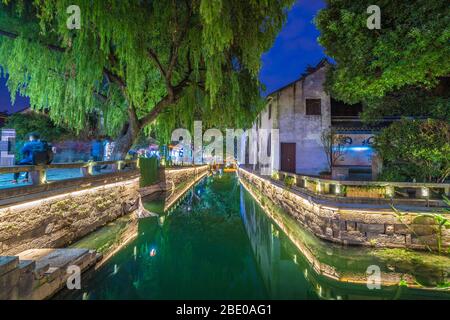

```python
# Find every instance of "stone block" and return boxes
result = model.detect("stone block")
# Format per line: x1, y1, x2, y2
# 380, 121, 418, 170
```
367, 233, 406, 245
411, 234, 438, 247
0, 267, 20, 299
0, 256, 19, 277
340, 231, 366, 245
357, 223, 385, 234
411, 224, 436, 236
412, 215, 436, 225
45, 267, 63, 282
17, 260, 36, 299
405, 234, 412, 245
346, 221, 356, 231
394, 224, 409, 235
385, 224, 395, 235
325, 227, 333, 238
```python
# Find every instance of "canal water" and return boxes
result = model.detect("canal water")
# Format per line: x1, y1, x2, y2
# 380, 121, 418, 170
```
57, 173, 450, 300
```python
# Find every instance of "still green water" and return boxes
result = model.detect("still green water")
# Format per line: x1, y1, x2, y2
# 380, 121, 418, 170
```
57, 173, 450, 300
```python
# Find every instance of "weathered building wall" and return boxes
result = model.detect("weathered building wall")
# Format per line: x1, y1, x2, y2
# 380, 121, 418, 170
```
0, 166, 209, 256
239, 168, 450, 251
240, 60, 331, 176
292, 66, 331, 175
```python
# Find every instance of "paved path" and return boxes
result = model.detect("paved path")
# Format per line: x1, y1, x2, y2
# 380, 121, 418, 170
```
0, 167, 115, 189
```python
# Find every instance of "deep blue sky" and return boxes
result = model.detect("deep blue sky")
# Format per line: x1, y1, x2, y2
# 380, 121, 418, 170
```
260, 0, 326, 95
0, 0, 326, 114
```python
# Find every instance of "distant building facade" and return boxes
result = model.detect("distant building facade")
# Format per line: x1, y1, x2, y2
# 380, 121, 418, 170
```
0, 128, 15, 166
240, 59, 381, 180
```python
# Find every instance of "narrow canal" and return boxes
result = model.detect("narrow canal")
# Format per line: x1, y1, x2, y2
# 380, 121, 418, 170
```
56, 173, 450, 300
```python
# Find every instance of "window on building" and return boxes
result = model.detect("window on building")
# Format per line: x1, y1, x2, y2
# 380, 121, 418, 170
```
268, 103, 272, 120
267, 133, 271, 157
306, 99, 321, 115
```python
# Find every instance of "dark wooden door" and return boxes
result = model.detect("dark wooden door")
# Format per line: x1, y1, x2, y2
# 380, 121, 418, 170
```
280, 143, 296, 173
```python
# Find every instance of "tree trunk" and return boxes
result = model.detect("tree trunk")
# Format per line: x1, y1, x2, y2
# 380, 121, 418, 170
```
114, 123, 138, 160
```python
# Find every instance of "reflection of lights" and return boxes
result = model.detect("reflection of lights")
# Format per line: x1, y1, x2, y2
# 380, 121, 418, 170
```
385, 186, 394, 198
82, 292, 89, 300
333, 146, 371, 152
133, 246, 137, 260
150, 248, 157, 257
158, 216, 165, 226
335, 184, 341, 195
348, 146, 371, 151
317, 285, 322, 297
113, 264, 118, 275
304, 269, 308, 278
336, 296, 342, 300
293, 254, 298, 264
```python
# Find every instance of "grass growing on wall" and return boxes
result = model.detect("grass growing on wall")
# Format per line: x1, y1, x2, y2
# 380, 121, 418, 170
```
139, 157, 159, 187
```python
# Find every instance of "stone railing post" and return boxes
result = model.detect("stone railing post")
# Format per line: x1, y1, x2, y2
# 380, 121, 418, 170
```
81, 162, 94, 177
30, 167, 46, 185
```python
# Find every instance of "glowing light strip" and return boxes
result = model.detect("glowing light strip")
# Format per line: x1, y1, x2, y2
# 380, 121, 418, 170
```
164, 170, 209, 211
0, 178, 139, 213
238, 171, 423, 289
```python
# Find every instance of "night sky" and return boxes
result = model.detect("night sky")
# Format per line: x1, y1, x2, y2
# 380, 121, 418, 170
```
0, 0, 326, 114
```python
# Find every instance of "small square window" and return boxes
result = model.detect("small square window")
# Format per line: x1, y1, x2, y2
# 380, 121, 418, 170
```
306, 99, 321, 116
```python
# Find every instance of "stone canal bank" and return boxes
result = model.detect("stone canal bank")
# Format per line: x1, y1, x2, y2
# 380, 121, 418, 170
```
0, 165, 208, 299
238, 168, 450, 251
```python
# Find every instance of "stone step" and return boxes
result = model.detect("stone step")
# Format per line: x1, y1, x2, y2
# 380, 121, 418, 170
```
18, 260, 36, 273
0, 248, 100, 300
0, 256, 19, 277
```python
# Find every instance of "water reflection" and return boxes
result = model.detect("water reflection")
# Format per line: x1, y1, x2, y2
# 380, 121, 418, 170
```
55, 173, 450, 300
240, 187, 319, 299
239, 176, 450, 300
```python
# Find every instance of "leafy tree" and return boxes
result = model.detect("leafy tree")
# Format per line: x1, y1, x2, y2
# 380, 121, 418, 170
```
316, 1, 450, 182
374, 119, 450, 183
5, 111, 75, 161
320, 128, 347, 173
0, 0, 294, 157
315, 0, 450, 104
5, 111, 71, 142
361, 82, 450, 123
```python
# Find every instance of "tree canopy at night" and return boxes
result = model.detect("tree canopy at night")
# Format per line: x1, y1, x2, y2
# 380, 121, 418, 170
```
315, 0, 450, 105
0, 0, 294, 154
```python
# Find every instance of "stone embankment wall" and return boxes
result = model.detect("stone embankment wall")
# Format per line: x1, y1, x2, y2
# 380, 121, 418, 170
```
0, 166, 209, 256
239, 169, 450, 251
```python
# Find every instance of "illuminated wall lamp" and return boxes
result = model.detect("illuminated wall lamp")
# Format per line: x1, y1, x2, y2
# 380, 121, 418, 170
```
385, 186, 395, 198
335, 184, 341, 195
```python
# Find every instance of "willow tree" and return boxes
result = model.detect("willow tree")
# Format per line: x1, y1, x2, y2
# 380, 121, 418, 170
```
0, 0, 294, 156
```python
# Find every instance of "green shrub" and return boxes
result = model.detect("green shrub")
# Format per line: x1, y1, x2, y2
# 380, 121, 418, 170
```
375, 119, 450, 183
139, 157, 159, 187
284, 175, 296, 189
